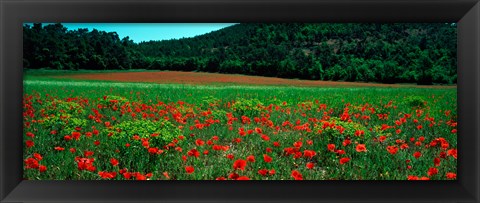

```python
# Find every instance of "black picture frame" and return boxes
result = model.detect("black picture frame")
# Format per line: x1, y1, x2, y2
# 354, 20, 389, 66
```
1, 0, 479, 202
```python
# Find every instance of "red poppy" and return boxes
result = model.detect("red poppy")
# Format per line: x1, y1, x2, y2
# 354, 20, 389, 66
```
38, 165, 47, 172
327, 144, 336, 152
447, 149, 457, 159
261, 134, 270, 141
163, 172, 170, 179
293, 141, 303, 148
188, 149, 200, 158
98, 171, 117, 179
303, 150, 316, 159
233, 159, 247, 171
222, 146, 230, 151
229, 172, 239, 180
356, 144, 367, 152
263, 154, 272, 163
212, 145, 222, 151
407, 175, 419, 180
413, 152, 422, 159
427, 167, 438, 176
387, 146, 399, 155
339, 157, 350, 165
226, 154, 234, 160
123, 172, 132, 179
110, 158, 119, 166
336, 149, 346, 155
293, 152, 302, 159
306, 162, 314, 169
135, 173, 146, 180
343, 139, 351, 146
439, 151, 447, 159
434, 157, 441, 166
26, 132, 35, 138
76, 157, 95, 171
354, 130, 364, 137
185, 166, 194, 174
26, 140, 34, 148
291, 170, 303, 180
54, 146, 65, 151
236, 176, 250, 180
216, 177, 226, 180
195, 139, 205, 146
379, 136, 387, 142
33, 153, 43, 161
25, 158, 39, 169
84, 150, 94, 157
64, 135, 72, 141
258, 169, 268, 176
446, 172, 457, 179
273, 142, 281, 147
247, 155, 255, 162
72, 132, 81, 140
94, 140, 100, 146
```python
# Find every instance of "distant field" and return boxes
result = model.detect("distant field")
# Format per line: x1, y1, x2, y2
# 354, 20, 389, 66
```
25, 70, 457, 88
23, 73, 457, 180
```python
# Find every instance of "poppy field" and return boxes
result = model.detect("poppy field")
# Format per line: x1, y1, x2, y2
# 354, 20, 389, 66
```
23, 78, 457, 180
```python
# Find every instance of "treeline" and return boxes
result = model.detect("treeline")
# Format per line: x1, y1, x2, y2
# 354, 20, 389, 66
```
23, 23, 146, 71
23, 23, 457, 84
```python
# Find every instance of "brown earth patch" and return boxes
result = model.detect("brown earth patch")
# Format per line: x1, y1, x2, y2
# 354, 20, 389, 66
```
50, 71, 456, 88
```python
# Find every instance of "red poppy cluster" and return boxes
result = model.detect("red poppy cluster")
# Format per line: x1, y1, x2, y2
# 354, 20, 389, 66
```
22, 89, 457, 180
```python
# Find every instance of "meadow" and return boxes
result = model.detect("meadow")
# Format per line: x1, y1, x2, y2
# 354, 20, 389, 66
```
23, 73, 457, 180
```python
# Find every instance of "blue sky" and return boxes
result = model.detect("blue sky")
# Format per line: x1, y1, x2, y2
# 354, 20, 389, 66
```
29, 23, 237, 43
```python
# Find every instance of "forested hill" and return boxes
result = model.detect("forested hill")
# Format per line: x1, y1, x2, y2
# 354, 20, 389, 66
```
23, 23, 457, 84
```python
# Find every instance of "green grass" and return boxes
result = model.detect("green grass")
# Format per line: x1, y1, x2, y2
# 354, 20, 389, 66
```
23, 78, 457, 180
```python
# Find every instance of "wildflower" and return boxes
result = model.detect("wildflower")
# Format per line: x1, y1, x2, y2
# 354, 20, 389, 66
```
233, 159, 247, 171
110, 158, 119, 166
413, 152, 422, 159
263, 154, 272, 163
185, 166, 194, 174
339, 157, 350, 165
327, 144, 336, 152
356, 144, 367, 152
303, 150, 316, 159
306, 162, 315, 169
427, 167, 438, 176
291, 170, 303, 180
247, 155, 255, 162
446, 172, 457, 179
387, 146, 399, 155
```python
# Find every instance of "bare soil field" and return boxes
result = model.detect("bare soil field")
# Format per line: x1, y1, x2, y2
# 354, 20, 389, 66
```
51, 71, 456, 88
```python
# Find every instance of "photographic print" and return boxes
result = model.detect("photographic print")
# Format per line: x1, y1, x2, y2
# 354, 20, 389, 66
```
22, 23, 457, 180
